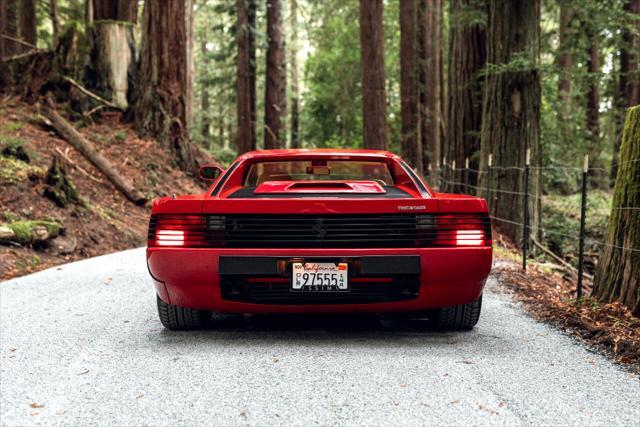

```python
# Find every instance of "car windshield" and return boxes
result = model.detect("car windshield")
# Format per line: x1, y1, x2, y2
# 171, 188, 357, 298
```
244, 160, 394, 186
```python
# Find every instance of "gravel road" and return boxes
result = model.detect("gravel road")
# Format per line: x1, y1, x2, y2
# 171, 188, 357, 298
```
1, 248, 638, 426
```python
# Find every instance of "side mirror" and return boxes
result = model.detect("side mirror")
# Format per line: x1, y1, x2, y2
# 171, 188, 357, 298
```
199, 165, 224, 181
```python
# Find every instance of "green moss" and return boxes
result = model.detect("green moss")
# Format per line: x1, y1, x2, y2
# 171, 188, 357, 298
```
113, 130, 127, 142
6, 220, 60, 244
0, 135, 26, 150
0, 157, 43, 183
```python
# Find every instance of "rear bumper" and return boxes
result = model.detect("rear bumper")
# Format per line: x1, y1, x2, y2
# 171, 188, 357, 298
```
146, 247, 492, 314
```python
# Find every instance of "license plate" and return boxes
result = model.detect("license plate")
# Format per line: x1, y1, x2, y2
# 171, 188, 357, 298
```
291, 262, 348, 292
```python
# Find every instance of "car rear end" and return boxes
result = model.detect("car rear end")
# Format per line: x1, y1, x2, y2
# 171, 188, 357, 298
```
146, 150, 492, 329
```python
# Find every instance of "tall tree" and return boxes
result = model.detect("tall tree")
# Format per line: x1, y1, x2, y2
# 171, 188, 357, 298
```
419, 0, 442, 176
50, 0, 60, 47
200, 40, 211, 140
236, 0, 254, 154
18, 0, 36, 50
611, 0, 640, 182
87, 0, 138, 109
248, 0, 257, 149
133, 0, 194, 172
359, 0, 388, 150
585, 26, 602, 180
479, 0, 542, 247
264, 0, 286, 149
289, 0, 300, 149
446, 0, 486, 193
557, 3, 573, 133
1, 0, 18, 58
593, 105, 640, 316
185, 0, 195, 130
400, 0, 420, 170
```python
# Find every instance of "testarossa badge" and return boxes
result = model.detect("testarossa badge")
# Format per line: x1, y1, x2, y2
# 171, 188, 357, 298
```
397, 205, 426, 211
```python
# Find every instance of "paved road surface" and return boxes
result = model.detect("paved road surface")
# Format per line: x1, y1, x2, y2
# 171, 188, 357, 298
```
1, 248, 638, 426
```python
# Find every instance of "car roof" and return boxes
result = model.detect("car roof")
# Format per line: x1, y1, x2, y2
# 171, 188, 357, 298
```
237, 148, 401, 161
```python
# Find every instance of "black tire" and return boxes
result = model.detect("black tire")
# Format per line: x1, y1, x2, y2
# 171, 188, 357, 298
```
156, 295, 211, 330
432, 295, 482, 330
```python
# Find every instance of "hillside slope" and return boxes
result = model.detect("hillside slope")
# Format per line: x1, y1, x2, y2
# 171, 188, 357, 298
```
0, 99, 201, 280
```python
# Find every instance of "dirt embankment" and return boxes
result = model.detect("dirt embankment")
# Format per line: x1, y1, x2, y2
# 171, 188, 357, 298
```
0, 99, 201, 280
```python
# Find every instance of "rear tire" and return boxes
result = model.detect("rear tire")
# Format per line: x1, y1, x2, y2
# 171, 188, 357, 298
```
156, 295, 211, 330
432, 295, 482, 330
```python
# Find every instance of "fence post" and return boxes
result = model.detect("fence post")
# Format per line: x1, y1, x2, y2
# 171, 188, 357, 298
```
522, 148, 530, 271
486, 154, 492, 207
464, 157, 469, 194
577, 154, 589, 299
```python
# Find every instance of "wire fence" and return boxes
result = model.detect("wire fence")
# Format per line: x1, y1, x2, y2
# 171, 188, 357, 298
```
428, 153, 640, 299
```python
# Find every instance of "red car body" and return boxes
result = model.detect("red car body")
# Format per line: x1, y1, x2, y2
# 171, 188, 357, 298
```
147, 149, 492, 327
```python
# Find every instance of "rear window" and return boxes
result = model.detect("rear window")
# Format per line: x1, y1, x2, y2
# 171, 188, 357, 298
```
244, 160, 394, 186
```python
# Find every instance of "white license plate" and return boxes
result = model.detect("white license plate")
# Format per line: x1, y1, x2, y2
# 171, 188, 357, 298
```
292, 262, 348, 291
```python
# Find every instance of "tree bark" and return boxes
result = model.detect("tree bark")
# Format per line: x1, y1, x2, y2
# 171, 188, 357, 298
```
611, 0, 640, 183
289, 0, 300, 149
18, 0, 36, 50
41, 102, 147, 205
236, 0, 254, 154
50, 0, 60, 47
132, 0, 194, 173
419, 0, 442, 176
264, 0, 286, 149
479, 0, 542, 248
592, 106, 640, 316
400, 0, 420, 170
359, 0, 388, 150
557, 4, 573, 125
248, 0, 257, 149
87, 0, 138, 109
446, 0, 486, 193
1, 0, 18, 58
585, 26, 603, 183
200, 40, 211, 140
185, 0, 195, 131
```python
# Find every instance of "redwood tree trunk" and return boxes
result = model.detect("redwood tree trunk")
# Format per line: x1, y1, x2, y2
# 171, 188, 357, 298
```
585, 27, 603, 183
133, 0, 194, 172
50, 0, 60, 47
479, 0, 542, 248
201, 40, 211, 140
185, 0, 195, 131
611, 0, 640, 183
87, 0, 138, 109
400, 0, 420, 170
236, 0, 254, 154
360, 0, 388, 150
593, 106, 640, 316
289, 0, 300, 149
446, 0, 486, 193
419, 0, 442, 177
264, 0, 286, 149
248, 0, 257, 149
1, 0, 18, 58
557, 4, 573, 121
18, 0, 36, 50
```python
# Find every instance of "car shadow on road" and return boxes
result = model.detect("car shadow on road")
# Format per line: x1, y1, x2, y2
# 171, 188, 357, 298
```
156, 313, 484, 349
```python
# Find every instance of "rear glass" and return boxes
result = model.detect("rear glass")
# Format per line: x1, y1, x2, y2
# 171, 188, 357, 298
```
244, 161, 394, 186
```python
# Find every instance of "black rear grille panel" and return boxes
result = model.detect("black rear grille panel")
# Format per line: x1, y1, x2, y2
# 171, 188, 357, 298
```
225, 214, 416, 248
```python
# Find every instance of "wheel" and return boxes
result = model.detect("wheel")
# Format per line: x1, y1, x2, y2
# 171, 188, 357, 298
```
432, 294, 482, 330
156, 295, 211, 330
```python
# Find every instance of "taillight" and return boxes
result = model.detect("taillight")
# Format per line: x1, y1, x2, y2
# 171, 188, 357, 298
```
148, 215, 224, 247
417, 214, 491, 247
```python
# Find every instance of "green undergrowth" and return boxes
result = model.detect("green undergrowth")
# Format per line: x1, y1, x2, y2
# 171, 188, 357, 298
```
541, 190, 612, 259
0, 220, 61, 244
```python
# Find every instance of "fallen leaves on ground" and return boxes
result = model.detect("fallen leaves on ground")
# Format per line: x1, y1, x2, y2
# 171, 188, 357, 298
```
493, 253, 640, 370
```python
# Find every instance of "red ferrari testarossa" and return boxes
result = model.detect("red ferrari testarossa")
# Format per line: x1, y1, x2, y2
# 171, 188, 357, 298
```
147, 149, 492, 330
